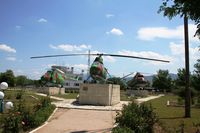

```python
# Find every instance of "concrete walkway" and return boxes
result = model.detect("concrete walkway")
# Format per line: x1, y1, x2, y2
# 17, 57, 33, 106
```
31, 93, 164, 133
52, 94, 164, 111
35, 93, 164, 111
32, 108, 116, 133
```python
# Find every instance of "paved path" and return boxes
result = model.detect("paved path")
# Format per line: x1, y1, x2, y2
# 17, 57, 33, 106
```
33, 108, 116, 133
52, 94, 164, 111
31, 93, 164, 133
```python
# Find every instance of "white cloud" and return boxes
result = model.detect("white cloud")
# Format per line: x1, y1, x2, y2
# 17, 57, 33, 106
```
170, 41, 199, 61
73, 64, 88, 72
38, 18, 48, 23
0, 44, 16, 53
50, 44, 91, 52
118, 50, 172, 65
106, 14, 115, 18
15, 25, 21, 30
170, 42, 185, 55
107, 28, 124, 36
30, 70, 44, 79
118, 50, 172, 62
14, 69, 24, 76
6, 57, 16, 61
137, 24, 198, 42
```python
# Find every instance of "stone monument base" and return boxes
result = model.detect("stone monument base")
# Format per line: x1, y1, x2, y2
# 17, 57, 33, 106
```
79, 84, 120, 106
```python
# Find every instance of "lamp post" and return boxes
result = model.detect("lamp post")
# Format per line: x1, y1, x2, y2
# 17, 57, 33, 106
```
0, 82, 13, 113
0, 91, 4, 113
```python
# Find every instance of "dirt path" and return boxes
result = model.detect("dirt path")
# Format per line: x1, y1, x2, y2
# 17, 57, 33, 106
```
33, 108, 116, 133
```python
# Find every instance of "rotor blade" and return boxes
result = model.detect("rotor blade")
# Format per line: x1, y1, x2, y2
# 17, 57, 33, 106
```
121, 72, 137, 79
31, 53, 170, 63
30, 54, 89, 59
101, 54, 170, 63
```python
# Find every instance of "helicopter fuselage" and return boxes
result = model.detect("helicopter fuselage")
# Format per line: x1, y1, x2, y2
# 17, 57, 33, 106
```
90, 61, 107, 82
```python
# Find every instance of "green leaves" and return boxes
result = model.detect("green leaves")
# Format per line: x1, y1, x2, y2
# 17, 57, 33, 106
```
158, 0, 200, 39
152, 69, 172, 92
114, 102, 158, 133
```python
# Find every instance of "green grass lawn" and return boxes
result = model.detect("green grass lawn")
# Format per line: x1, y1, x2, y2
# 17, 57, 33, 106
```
120, 90, 132, 101
147, 94, 200, 133
53, 92, 78, 99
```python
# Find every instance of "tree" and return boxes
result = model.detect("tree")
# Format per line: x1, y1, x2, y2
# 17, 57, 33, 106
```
175, 69, 197, 104
158, 0, 199, 117
158, 0, 200, 39
106, 77, 127, 90
176, 68, 186, 87
0, 70, 15, 87
16, 75, 28, 87
152, 69, 172, 92
191, 59, 200, 91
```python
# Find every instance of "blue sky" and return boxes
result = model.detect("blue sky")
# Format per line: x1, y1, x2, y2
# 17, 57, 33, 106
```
0, 0, 199, 79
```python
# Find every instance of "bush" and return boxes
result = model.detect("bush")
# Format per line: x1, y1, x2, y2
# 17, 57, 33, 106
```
2, 111, 22, 133
114, 102, 158, 133
174, 87, 197, 105
195, 96, 200, 108
15, 90, 24, 100
40, 96, 51, 108
112, 126, 133, 133
32, 105, 55, 127
2, 96, 55, 133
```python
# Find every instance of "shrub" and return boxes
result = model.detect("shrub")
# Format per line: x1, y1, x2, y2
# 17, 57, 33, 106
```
2, 111, 22, 133
114, 102, 158, 133
112, 126, 133, 133
21, 109, 35, 131
174, 87, 197, 105
15, 90, 24, 100
195, 96, 200, 108
40, 96, 51, 108
2, 95, 55, 133
33, 105, 55, 127
177, 97, 184, 105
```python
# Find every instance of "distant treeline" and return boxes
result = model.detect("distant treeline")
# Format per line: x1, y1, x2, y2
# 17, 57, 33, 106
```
0, 69, 41, 87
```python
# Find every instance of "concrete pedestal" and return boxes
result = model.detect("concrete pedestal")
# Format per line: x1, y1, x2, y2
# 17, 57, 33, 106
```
79, 84, 120, 106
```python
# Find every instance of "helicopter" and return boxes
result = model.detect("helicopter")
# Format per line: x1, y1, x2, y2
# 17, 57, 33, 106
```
40, 68, 65, 86
31, 52, 170, 84
40, 66, 83, 86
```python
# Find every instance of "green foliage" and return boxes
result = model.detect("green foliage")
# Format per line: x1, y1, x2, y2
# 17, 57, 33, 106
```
112, 126, 133, 133
195, 96, 200, 108
152, 69, 172, 92
40, 96, 51, 108
0, 70, 15, 87
175, 68, 186, 87
173, 87, 197, 100
158, 0, 200, 39
16, 75, 28, 87
2, 111, 22, 133
0, 69, 42, 88
191, 59, 200, 92
15, 90, 24, 100
32, 105, 55, 127
2, 93, 55, 133
114, 102, 158, 133
107, 77, 127, 90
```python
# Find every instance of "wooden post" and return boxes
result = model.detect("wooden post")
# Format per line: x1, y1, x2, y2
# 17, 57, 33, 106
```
184, 15, 191, 118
